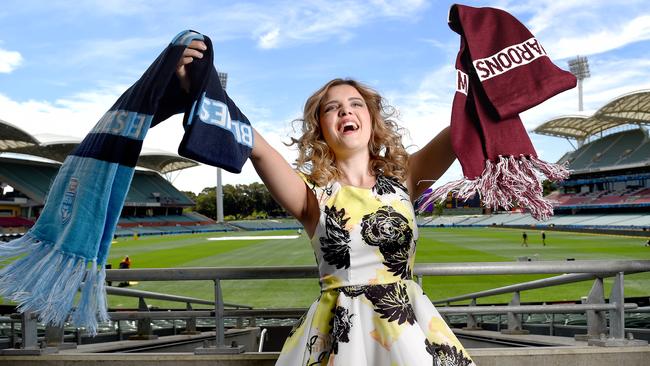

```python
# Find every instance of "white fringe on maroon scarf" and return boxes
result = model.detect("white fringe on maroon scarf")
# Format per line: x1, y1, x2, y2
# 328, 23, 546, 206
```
418, 155, 569, 221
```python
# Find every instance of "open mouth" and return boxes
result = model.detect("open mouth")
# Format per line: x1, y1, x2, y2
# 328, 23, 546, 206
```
340, 121, 359, 133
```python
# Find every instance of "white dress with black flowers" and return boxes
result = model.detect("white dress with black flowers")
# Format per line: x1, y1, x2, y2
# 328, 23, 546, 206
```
275, 175, 475, 366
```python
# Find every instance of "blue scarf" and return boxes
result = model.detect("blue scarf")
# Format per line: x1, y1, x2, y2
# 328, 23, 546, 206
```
0, 30, 252, 335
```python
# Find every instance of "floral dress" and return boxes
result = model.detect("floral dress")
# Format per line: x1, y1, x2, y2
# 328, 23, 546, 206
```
276, 175, 475, 366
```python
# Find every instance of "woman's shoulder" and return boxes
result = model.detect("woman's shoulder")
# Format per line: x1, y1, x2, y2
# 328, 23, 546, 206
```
297, 171, 337, 201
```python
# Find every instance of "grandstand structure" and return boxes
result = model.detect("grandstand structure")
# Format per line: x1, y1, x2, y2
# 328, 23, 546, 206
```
0, 118, 230, 238
535, 90, 650, 215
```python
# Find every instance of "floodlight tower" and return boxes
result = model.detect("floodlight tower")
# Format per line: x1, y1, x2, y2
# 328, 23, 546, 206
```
216, 72, 227, 223
567, 56, 590, 112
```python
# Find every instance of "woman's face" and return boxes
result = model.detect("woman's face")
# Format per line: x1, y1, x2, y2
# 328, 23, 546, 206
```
318, 84, 372, 158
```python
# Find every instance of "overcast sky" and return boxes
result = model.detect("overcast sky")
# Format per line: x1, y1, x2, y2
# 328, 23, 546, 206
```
1, 0, 649, 193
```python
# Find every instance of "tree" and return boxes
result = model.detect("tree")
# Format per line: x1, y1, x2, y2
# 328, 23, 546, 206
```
223, 184, 244, 218
194, 182, 288, 219
195, 186, 216, 219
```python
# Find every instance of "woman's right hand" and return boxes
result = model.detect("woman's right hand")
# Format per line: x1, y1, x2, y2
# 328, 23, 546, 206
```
176, 40, 207, 93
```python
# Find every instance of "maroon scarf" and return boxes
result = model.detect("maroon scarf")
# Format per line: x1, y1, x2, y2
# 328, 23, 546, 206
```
419, 4, 576, 220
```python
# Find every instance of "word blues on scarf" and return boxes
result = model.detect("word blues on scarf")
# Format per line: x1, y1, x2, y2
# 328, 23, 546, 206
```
195, 92, 254, 147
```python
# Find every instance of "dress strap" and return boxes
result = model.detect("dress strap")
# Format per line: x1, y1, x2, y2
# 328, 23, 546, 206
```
298, 172, 338, 207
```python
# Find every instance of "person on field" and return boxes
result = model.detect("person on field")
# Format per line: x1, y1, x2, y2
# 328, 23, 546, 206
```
118, 256, 131, 287
541, 231, 546, 246
522, 232, 528, 247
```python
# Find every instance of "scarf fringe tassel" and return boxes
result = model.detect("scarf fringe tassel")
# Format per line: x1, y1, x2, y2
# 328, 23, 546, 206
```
417, 155, 569, 221
0, 235, 108, 336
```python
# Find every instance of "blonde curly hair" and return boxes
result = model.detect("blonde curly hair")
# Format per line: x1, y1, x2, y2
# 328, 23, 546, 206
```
289, 78, 409, 187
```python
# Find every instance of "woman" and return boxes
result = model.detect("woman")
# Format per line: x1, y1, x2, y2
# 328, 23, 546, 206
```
178, 40, 475, 366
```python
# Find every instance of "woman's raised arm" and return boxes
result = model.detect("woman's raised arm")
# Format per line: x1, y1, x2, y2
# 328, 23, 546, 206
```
249, 129, 320, 236
405, 126, 457, 202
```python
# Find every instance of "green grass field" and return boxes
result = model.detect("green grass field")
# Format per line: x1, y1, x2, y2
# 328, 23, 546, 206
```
106, 227, 650, 310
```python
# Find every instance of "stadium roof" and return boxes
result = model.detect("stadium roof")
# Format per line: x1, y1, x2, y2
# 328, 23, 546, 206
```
0, 118, 39, 150
0, 120, 198, 173
534, 90, 650, 141
9, 136, 81, 163
137, 152, 199, 174
531, 115, 595, 140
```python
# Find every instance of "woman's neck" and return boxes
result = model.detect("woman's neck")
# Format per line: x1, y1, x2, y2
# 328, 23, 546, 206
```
336, 152, 375, 188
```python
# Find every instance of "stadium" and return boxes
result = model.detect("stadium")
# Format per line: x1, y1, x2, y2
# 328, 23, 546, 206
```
0, 92, 649, 363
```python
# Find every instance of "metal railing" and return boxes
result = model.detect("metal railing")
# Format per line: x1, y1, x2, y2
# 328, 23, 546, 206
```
1, 285, 252, 352
105, 286, 252, 340
3, 260, 649, 354
427, 271, 644, 339
106, 286, 251, 309
431, 273, 601, 304
105, 260, 650, 350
